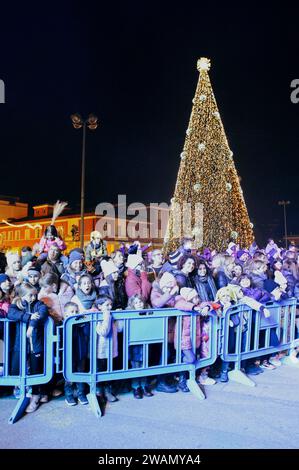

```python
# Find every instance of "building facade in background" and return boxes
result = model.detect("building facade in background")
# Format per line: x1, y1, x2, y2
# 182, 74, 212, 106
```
0, 200, 168, 254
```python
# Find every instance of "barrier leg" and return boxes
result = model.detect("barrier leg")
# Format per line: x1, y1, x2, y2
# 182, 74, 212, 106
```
8, 394, 30, 424
228, 367, 256, 387
87, 382, 102, 419
282, 349, 299, 367
187, 369, 205, 400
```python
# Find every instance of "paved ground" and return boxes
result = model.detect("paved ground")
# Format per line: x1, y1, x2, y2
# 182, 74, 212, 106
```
1, 364, 299, 449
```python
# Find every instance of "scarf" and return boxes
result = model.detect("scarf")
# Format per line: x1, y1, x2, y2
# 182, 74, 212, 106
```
76, 287, 97, 309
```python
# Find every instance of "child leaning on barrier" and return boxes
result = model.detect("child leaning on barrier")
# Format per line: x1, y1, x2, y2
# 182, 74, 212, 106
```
63, 302, 89, 406
7, 282, 49, 413
126, 294, 154, 399
95, 296, 123, 403
174, 287, 218, 391
215, 286, 273, 381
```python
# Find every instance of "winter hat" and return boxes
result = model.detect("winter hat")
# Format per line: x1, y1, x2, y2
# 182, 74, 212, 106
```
180, 287, 198, 302
69, 250, 83, 265
27, 264, 41, 275
126, 254, 143, 270
159, 272, 177, 290
226, 242, 237, 256
6, 252, 20, 267
236, 250, 248, 260
0, 273, 10, 284
101, 260, 118, 278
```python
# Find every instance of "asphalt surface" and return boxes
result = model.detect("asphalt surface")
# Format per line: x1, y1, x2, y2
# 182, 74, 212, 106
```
0, 364, 299, 449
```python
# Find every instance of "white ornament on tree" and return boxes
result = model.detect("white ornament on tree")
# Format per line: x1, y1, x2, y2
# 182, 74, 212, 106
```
180, 152, 187, 160
193, 183, 201, 192
199, 94, 207, 102
186, 127, 192, 136
230, 231, 238, 240
198, 143, 206, 152
213, 111, 220, 119
226, 182, 232, 192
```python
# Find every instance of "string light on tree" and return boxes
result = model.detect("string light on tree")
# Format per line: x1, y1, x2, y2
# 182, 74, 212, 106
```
164, 57, 254, 252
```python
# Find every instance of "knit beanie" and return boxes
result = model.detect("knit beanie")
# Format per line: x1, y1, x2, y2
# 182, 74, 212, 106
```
69, 250, 83, 266
6, 252, 20, 267
27, 264, 41, 275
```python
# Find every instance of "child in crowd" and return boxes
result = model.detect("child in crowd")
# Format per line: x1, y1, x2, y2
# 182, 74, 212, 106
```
5, 253, 23, 286
238, 274, 271, 303
71, 274, 97, 313
85, 230, 107, 264
174, 287, 213, 391
99, 260, 127, 310
26, 265, 41, 292
8, 283, 49, 412
95, 296, 123, 402
127, 294, 154, 399
59, 250, 86, 308
63, 301, 89, 406
38, 225, 66, 263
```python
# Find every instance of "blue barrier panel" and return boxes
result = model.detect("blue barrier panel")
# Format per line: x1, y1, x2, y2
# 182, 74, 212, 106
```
0, 317, 56, 424
219, 298, 297, 386
62, 308, 219, 418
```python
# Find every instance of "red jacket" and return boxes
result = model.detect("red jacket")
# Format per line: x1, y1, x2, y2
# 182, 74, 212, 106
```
125, 269, 152, 303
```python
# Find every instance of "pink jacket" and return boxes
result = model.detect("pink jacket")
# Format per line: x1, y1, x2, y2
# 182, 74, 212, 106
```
125, 269, 152, 302
39, 236, 66, 253
0, 299, 10, 317
174, 296, 202, 351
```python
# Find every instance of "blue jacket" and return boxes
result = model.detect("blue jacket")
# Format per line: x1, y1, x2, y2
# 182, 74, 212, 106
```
8, 300, 48, 353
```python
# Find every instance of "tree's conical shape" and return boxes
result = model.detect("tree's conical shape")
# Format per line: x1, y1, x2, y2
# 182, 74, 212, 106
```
164, 58, 254, 252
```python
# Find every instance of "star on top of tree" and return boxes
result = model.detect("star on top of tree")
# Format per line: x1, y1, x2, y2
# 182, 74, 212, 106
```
197, 57, 211, 72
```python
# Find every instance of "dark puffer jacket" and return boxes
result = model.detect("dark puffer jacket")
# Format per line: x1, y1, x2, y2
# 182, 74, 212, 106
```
8, 300, 49, 353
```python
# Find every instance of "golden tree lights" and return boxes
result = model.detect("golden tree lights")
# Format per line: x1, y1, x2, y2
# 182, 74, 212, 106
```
164, 58, 254, 252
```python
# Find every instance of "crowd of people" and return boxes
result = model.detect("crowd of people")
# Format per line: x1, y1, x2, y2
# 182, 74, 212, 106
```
0, 223, 299, 414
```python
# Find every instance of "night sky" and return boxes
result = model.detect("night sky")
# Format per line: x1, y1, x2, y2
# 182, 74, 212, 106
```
0, 3, 298, 245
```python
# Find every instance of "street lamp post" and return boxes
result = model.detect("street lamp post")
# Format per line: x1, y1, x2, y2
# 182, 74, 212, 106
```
71, 113, 99, 249
278, 200, 290, 249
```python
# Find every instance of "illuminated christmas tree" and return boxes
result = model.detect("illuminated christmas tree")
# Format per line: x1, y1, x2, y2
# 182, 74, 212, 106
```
164, 58, 254, 252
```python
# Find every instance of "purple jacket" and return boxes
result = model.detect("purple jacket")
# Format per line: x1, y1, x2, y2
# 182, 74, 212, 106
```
241, 287, 271, 304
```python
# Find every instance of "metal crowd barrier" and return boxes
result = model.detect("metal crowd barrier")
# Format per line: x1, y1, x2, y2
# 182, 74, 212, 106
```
62, 308, 219, 418
1, 299, 298, 423
0, 317, 56, 423
218, 298, 298, 386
